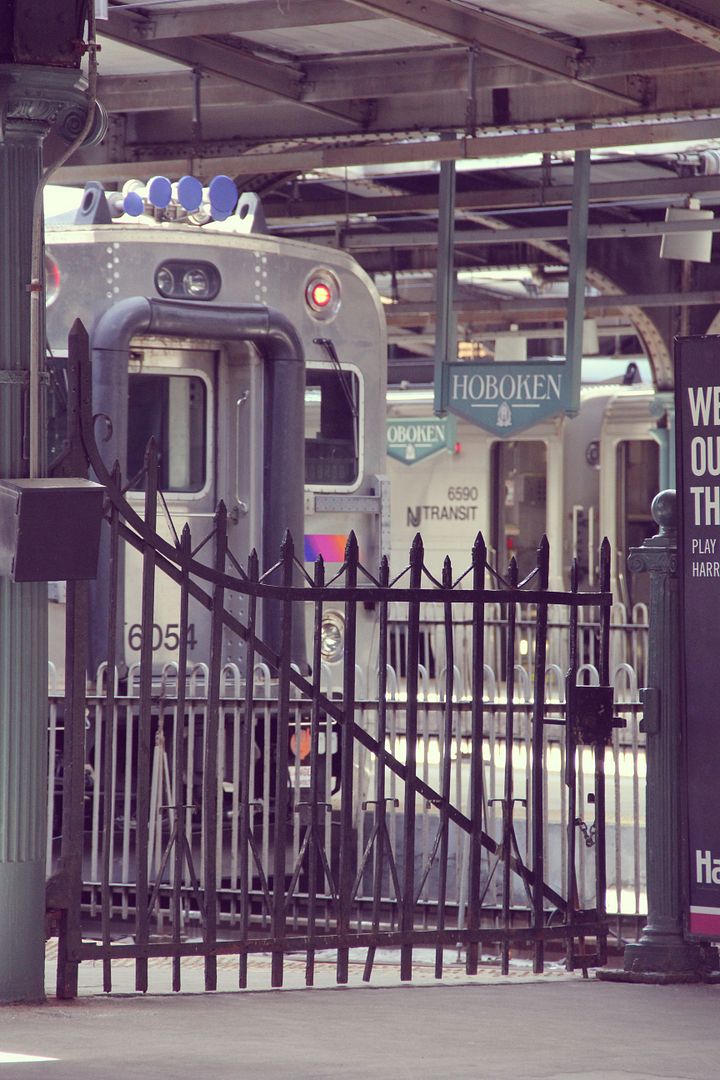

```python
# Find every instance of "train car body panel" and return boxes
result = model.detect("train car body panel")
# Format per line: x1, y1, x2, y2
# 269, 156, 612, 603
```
45, 214, 387, 681
386, 383, 661, 600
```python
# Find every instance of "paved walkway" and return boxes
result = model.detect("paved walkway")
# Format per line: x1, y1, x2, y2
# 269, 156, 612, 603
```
0, 950, 717, 1078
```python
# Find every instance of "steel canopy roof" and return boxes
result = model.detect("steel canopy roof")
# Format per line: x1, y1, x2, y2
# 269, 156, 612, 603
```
50, 1, 720, 385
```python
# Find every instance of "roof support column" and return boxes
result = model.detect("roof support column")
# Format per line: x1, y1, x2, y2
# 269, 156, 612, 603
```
433, 158, 456, 416
565, 139, 591, 416
0, 63, 88, 1004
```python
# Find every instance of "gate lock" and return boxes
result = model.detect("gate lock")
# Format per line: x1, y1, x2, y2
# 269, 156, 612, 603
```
568, 684, 626, 746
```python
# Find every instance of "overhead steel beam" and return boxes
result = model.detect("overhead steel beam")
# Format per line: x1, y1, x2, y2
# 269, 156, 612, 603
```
345, 0, 643, 103
130, 0, 378, 37
55, 115, 720, 183
386, 288, 720, 322
343, 216, 720, 250
597, 0, 720, 53
94, 30, 717, 114
102, 9, 367, 127
266, 173, 720, 222
580, 28, 720, 76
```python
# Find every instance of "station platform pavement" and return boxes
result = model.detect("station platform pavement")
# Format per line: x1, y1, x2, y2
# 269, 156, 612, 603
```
0, 947, 717, 1079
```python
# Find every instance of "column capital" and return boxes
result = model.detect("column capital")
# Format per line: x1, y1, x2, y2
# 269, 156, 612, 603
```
0, 63, 104, 144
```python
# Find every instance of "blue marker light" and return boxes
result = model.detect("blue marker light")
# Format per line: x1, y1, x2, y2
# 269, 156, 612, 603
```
177, 174, 203, 212
123, 191, 144, 217
147, 175, 172, 209
208, 174, 237, 216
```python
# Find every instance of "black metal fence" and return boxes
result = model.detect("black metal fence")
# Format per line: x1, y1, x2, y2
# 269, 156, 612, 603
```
48, 322, 621, 997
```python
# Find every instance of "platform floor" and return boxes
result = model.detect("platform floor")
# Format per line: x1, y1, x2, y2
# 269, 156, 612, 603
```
0, 950, 716, 1078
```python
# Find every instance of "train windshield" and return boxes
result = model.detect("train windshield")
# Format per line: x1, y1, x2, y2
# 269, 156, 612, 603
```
491, 440, 548, 580
305, 367, 359, 486
127, 374, 207, 492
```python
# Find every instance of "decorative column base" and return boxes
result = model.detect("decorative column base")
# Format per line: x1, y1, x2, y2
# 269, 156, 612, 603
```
598, 938, 718, 985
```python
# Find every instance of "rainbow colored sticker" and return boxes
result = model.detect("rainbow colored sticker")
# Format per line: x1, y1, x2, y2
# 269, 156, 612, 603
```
304, 534, 348, 563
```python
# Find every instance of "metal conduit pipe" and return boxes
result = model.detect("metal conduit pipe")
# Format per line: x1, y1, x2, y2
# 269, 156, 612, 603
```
89, 297, 306, 670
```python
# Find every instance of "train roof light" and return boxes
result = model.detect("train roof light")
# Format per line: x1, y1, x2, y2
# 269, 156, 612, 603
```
147, 175, 172, 209
115, 174, 244, 223
123, 191, 144, 217
208, 175, 238, 218
177, 175, 203, 212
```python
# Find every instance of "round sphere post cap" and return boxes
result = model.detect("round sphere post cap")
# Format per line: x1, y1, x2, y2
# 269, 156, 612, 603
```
652, 489, 676, 530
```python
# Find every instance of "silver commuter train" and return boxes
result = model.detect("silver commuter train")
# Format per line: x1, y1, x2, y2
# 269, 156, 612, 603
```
386, 378, 669, 613
44, 185, 388, 684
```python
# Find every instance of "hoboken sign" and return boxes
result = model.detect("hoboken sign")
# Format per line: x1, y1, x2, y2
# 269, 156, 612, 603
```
386, 416, 456, 464
443, 360, 572, 435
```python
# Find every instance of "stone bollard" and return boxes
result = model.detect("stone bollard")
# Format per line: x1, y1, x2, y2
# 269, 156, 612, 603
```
599, 489, 718, 982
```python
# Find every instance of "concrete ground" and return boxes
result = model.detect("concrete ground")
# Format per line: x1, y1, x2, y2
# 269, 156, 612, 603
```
0, 950, 717, 1079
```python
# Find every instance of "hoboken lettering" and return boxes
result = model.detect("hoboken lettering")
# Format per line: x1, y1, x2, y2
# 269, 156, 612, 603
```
387, 423, 445, 445
451, 371, 562, 404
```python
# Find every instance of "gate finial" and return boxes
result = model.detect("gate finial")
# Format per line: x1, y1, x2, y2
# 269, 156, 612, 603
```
471, 531, 486, 569
344, 530, 359, 564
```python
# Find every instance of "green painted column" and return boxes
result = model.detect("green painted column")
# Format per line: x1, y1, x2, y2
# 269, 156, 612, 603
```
0, 65, 91, 1004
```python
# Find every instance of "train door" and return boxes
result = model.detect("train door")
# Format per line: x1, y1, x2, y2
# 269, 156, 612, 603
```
122, 341, 256, 671
490, 439, 548, 580
614, 438, 659, 611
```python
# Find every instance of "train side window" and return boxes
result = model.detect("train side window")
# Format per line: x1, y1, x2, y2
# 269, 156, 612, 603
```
305, 368, 359, 486
490, 440, 547, 580
47, 355, 68, 467
127, 374, 207, 492
616, 438, 659, 610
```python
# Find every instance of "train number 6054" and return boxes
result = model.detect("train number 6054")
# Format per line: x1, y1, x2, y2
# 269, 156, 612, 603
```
127, 623, 198, 652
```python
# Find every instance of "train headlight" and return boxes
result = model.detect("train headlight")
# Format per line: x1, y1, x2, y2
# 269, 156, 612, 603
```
154, 260, 220, 301
320, 610, 345, 663
183, 267, 211, 298
45, 250, 60, 307
155, 265, 175, 297
305, 269, 341, 320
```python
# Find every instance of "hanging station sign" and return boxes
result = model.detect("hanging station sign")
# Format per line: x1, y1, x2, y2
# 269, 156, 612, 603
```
442, 360, 574, 436
675, 335, 720, 938
386, 416, 456, 465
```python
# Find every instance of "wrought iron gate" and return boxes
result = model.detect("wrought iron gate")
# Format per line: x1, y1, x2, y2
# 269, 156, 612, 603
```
48, 322, 620, 997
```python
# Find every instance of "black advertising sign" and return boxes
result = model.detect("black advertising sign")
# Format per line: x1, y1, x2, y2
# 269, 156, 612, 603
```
676, 335, 720, 937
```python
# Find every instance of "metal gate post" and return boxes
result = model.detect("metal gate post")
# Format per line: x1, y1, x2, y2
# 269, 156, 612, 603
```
600, 490, 715, 982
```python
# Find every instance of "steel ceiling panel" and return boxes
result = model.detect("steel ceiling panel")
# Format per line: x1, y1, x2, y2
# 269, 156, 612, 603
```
454, 0, 659, 35
234, 19, 446, 55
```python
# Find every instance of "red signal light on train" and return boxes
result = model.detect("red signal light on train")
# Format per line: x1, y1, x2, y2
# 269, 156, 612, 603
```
305, 270, 341, 319
310, 282, 332, 308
